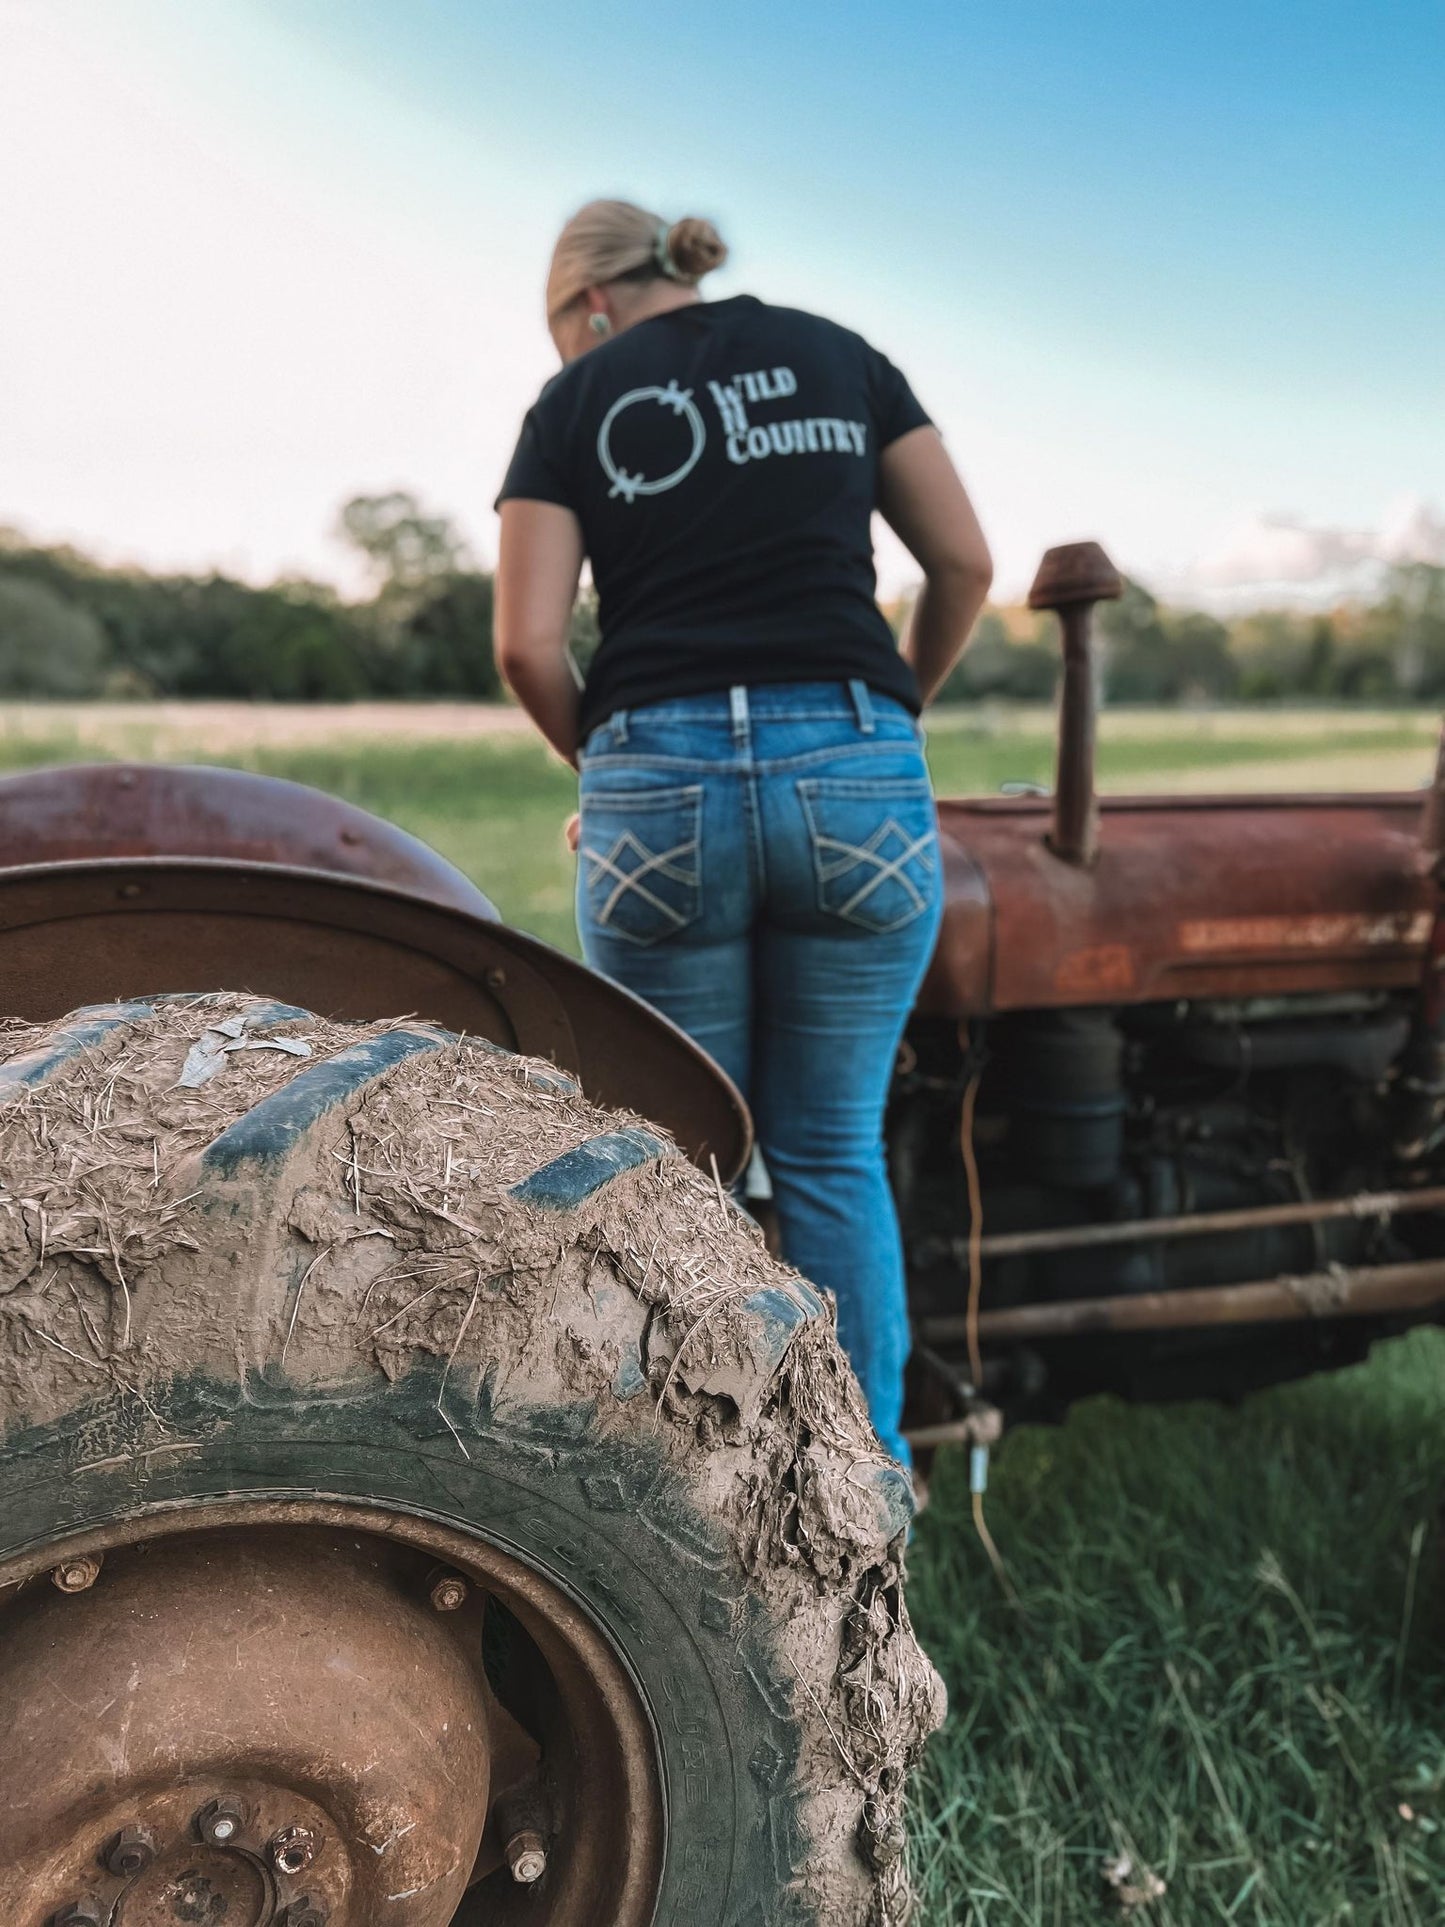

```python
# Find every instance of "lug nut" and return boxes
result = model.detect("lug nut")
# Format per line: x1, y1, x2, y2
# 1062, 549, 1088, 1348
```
428, 1570, 469, 1612
269, 1824, 318, 1875
52, 1903, 103, 1927
195, 1797, 246, 1846
280, 1901, 330, 1927
105, 1823, 157, 1876
505, 1828, 549, 1884
50, 1554, 103, 1594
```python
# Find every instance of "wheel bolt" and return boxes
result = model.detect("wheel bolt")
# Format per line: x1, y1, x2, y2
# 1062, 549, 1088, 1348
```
269, 1824, 318, 1874
429, 1570, 469, 1612
105, 1823, 157, 1876
195, 1797, 246, 1845
280, 1901, 330, 1927
50, 1554, 103, 1594
506, 1828, 548, 1884
52, 1903, 103, 1927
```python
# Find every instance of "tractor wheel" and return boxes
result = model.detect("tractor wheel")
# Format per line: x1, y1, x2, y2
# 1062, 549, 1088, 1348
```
0, 994, 942, 1927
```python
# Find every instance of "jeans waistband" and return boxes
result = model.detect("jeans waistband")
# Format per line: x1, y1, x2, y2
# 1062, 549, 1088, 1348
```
605, 681, 909, 744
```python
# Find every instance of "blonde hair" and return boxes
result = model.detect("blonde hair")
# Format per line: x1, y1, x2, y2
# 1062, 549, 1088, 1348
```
546, 199, 728, 321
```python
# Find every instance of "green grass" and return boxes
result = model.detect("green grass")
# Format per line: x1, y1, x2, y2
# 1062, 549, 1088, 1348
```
4, 707, 1444, 1920
921, 719, 1434, 793
909, 1332, 1445, 1924
235, 739, 586, 952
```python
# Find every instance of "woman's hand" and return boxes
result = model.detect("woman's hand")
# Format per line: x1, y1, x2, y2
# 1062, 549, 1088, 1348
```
495, 500, 587, 763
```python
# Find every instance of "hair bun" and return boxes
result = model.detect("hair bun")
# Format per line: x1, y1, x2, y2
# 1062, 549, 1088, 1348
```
667, 217, 728, 283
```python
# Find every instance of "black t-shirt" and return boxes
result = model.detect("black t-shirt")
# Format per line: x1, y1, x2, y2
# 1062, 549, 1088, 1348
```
497, 295, 931, 735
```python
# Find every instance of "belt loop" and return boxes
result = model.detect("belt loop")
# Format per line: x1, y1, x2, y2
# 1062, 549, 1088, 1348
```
849, 678, 876, 734
613, 709, 629, 745
729, 685, 750, 749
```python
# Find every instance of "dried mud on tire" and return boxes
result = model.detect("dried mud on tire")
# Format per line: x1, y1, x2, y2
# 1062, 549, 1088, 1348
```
0, 994, 944, 1926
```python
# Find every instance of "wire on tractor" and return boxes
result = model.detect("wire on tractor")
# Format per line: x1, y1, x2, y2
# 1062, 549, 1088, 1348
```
958, 1023, 1018, 1607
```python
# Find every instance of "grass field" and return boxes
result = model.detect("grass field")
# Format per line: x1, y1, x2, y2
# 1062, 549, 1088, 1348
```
4, 702, 1444, 1922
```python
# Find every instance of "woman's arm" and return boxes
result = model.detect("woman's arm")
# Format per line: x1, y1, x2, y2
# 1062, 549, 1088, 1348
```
877, 426, 993, 704
495, 500, 587, 763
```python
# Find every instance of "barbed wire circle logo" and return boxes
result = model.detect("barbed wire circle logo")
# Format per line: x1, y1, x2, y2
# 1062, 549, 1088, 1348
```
597, 381, 707, 503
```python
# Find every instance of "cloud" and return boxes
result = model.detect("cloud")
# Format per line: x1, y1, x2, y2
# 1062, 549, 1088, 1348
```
1188, 496, 1445, 598
1379, 497, 1445, 568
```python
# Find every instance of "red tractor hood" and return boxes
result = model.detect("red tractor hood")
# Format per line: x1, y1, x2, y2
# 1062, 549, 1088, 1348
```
921, 791, 1433, 1017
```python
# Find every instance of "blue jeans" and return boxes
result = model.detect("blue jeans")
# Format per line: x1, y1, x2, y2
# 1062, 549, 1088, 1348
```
576, 681, 943, 1464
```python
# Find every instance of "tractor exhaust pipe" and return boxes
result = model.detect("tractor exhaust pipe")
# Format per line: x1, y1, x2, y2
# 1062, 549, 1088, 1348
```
1028, 541, 1124, 866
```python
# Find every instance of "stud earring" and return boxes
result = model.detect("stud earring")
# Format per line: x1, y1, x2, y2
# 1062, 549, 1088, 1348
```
588, 312, 612, 337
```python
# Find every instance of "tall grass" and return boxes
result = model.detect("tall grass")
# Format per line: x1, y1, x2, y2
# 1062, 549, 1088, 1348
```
909, 1330, 1445, 1923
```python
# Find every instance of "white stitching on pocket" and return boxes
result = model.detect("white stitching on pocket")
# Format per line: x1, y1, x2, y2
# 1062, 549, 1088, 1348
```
584, 830, 698, 929
799, 778, 938, 934
580, 784, 703, 945
813, 819, 937, 922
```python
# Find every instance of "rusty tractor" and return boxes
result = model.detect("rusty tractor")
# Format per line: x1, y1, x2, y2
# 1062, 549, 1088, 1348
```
895, 544, 1445, 1436
2, 539, 1443, 1926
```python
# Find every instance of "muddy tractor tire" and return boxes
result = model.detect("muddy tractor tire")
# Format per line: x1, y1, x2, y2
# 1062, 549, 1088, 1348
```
0, 995, 942, 1927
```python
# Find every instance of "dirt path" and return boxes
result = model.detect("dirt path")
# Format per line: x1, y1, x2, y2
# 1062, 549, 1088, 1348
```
1106, 748, 1433, 793
0, 700, 538, 755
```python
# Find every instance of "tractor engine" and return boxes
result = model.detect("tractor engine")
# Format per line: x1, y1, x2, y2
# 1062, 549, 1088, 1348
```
893, 990, 1441, 1411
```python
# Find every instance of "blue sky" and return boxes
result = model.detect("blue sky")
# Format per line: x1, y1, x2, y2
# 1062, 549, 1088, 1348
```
2, 0, 1441, 601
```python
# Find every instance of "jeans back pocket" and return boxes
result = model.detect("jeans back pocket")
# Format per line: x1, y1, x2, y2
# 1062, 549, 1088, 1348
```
580, 784, 703, 946
798, 775, 939, 934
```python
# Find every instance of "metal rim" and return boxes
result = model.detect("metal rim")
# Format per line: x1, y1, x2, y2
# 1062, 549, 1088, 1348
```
0, 1497, 666, 1927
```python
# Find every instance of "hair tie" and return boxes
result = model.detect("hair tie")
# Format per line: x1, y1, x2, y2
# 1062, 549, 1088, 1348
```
653, 222, 681, 280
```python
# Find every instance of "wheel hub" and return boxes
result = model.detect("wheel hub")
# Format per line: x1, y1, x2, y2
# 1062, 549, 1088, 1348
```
0, 1528, 492, 1926
113, 1845, 271, 1925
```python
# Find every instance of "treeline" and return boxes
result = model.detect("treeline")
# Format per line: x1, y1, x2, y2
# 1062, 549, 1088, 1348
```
0, 494, 502, 701
932, 568, 1445, 705
2, 492, 1442, 704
